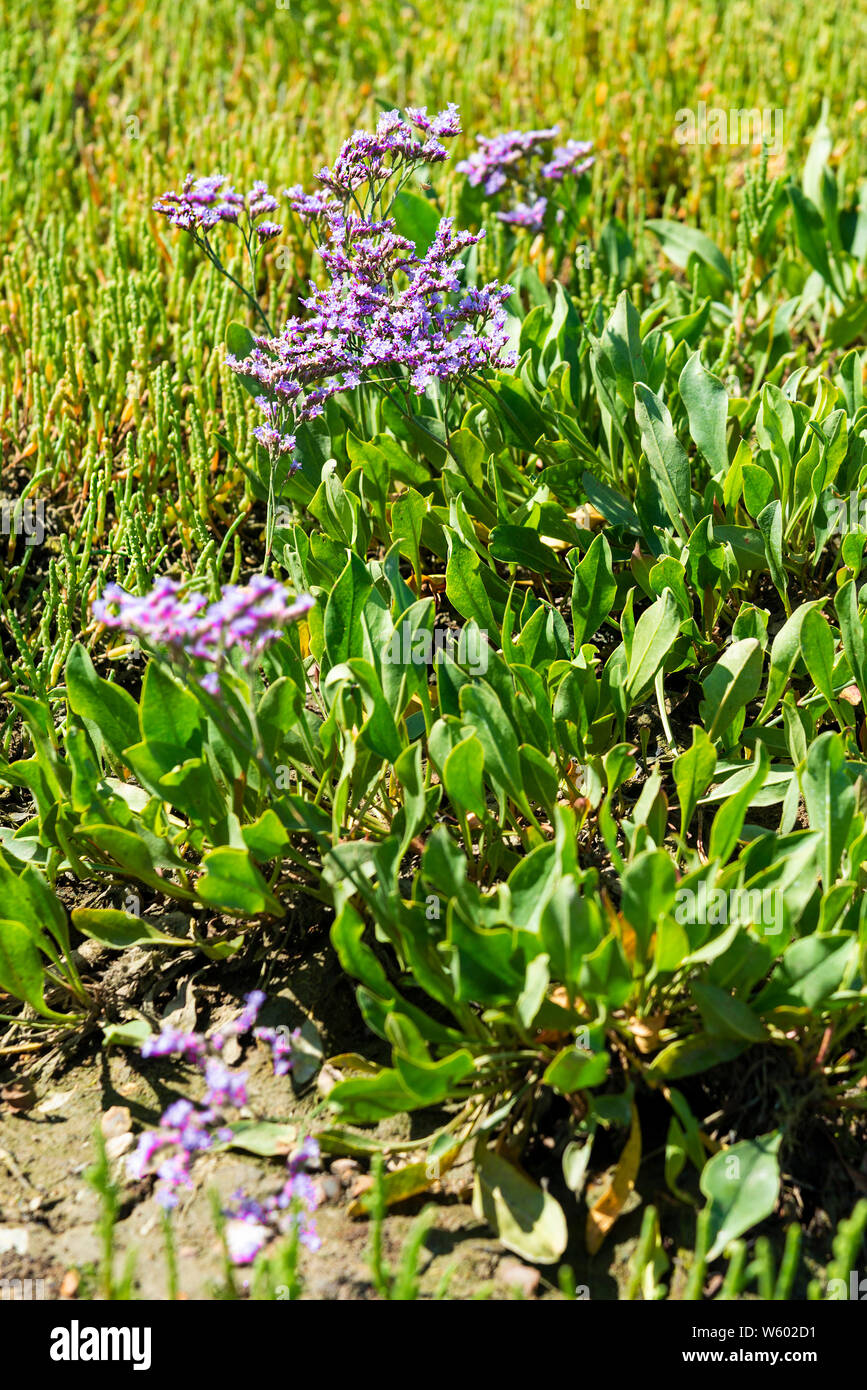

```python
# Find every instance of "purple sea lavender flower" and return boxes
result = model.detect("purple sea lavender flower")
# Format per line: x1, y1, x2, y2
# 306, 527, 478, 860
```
204, 1058, 249, 1109
225, 1217, 271, 1265
249, 181, 280, 216
254, 1024, 299, 1077
228, 990, 267, 1037
541, 139, 595, 182
94, 577, 313, 685
456, 127, 560, 194
256, 220, 283, 244
93, 578, 208, 667
141, 1026, 209, 1063
227, 212, 514, 435
153, 175, 284, 243
221, 1138, 322, 1260
152, 174, 281, 332
128, 992, 322, 1258
315, 104, 460, 198
284, 185, 341, 226
457, 126, 594, 227
496, 196, 549, 232
155, 1152, 195, 1207
289, 1136, 321, 1174
406, 103, 462, 138
127, 1130, 166, 1182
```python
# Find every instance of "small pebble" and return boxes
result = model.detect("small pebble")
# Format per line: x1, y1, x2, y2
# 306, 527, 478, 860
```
1, 1079, 37, 1113
101, 1105, 132, 1139
330, 1158, 360, 1184
105, 1132, 135, 1160
497, 1258, 541, 1298
0, 1227, 29, 1255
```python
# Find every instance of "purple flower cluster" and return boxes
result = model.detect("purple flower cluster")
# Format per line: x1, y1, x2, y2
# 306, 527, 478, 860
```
497, 197, 549, 233
223, 1136, 321, 1264
153, 175, 283, 245
252, 1025, 297, 1076
284, 185, 341, 227
457, 126, 561, 195
314, 104, 461, 197
128, 992, 319, 1264
456, 125, 594, 230
155, 108, 517, 478
227, 209, 514, 444
541, 138, 595, 183
94, 576, 313, 690
130, 990, 269, 1203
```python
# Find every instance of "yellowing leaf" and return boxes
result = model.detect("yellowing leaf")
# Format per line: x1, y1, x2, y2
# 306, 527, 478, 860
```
617, 915, 638, 963
585, 1104, 642, 1255
348, 1141, 462, 1217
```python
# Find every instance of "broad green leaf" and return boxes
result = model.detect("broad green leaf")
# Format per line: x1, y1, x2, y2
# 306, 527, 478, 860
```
390, 487, 427, 589
225, 321, 260, 395
757, 602, 823, 721
691, 982, 766, 1042
646, 1034, 747, 1081
543, 1046, 609, 1094
625, 589, 681, 700
445, 535, 497, 630
673, 728, 717, 839
787, 186, 840, 295
756, 934, 856, 1011
801, 732, 855, 885
634, 383, 694, 536
799, 609, 839, 719
226, 1121, 299, 1157
472, 1141, 569, 1264
620, 849, 676, 960
66, 643, 140, 759
489, 524, 564, 575
835, 579, 867, 706
392, 188, 441, 253
756, 500, 788, 608
699, 638, 763, 743
71, 908, 190, 949
394, 1045, 475, 1105
644, 219, 733, 288
571, 532, 616, 648
196, 846, 284, 917
327, 1067, 419, 1122
460, 683, 532, 818
540, 879, 602, 997
0, 919, 51, 1015
324, 552, 377, 667
598, 290, 647, 406
679, 352, 728, 477
101, 1019, 154, 1048
442, 735, 487, 822
700, 1132, 782, 1261
742, 463, 776, 519
140, 660, 202, 752
708, 741, 769, 862
562, 1126, 596, 1197
665, 1116, 694, 1204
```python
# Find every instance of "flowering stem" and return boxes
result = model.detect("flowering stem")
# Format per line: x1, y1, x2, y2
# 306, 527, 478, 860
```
197, 233, 274, 335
